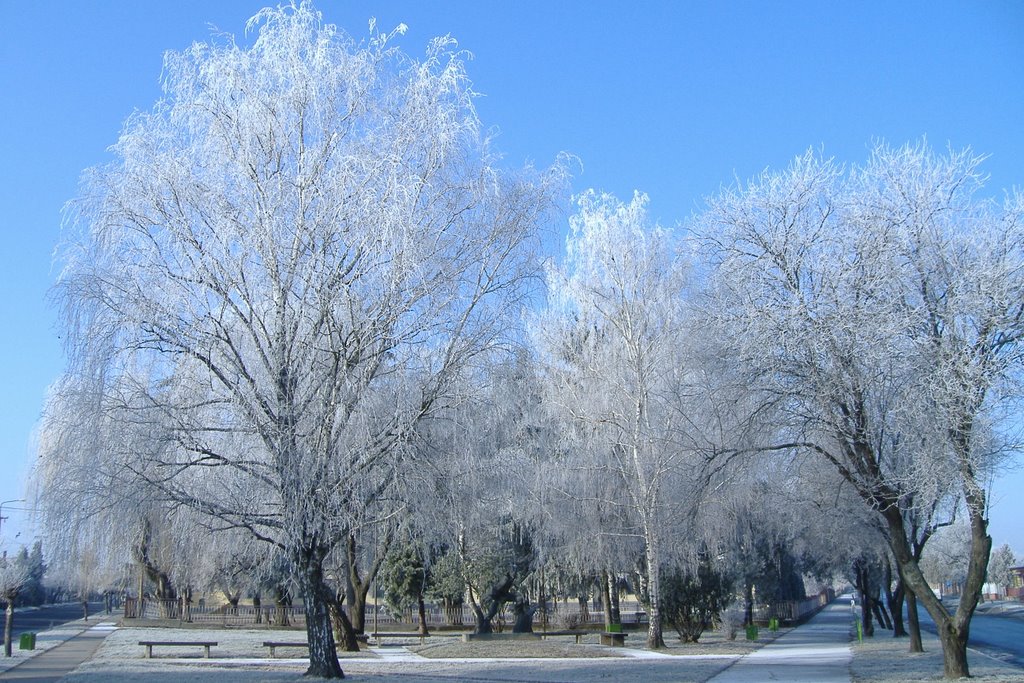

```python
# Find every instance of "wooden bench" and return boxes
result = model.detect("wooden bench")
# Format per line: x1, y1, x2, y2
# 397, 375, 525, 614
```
139, 640, 217, 658
539, 629, 589, 644
262, 641, 308, 658
370, 631, 429, 645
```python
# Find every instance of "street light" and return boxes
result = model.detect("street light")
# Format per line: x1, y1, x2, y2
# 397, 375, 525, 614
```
0, 499, 24, 538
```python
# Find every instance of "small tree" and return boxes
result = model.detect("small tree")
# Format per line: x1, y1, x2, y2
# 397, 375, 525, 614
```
987, 544, 1016, 598
1, 553, 32, 657
423, 550, 465, 626
379, 540, 430, 635
13, 543, 45, 607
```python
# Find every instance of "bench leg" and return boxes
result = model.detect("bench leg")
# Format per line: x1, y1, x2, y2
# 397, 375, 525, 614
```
269, 646, 276, 658
204, 645, 210, 658
145, 645, 152, 658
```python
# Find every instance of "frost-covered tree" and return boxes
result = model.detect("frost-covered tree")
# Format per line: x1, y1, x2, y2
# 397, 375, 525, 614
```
12, 543, 46, 608
987, 544, 1017, 597
699, 141, 1024, 678
34, 368, 209, 621
417, 355, 549, 635
53, 3, 560, 677
920, 524, 971, 593
534, 190, 737, 648
1, 553, 31, 657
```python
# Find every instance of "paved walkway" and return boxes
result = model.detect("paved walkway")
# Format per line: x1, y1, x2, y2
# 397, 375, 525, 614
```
0, 623, 115, 682
708, 598, 852, 682
0, 604, 856, 682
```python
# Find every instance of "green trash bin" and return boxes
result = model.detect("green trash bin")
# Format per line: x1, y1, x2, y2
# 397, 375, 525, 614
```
19, 632, 36, 650
745, 624, 758, 641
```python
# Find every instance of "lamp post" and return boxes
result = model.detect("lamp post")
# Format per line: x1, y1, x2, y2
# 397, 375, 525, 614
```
0, 499, 24, 538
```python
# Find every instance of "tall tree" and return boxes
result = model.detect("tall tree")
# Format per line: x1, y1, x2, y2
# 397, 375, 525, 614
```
699, 141, 1024, 679
534, 190, 733, 648
54, 3, 559, 677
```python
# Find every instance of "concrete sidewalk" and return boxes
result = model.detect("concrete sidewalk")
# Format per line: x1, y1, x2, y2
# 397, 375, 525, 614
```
0, 623, 116, 682
708, 597, 853, 683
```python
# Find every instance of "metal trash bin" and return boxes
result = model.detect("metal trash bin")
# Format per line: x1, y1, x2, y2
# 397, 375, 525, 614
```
19, 632, 36, 650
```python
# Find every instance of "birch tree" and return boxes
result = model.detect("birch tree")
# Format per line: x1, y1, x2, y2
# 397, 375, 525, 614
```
54, 3, 559, 677
698, 141, 1024, 678
534, 190, 732, 648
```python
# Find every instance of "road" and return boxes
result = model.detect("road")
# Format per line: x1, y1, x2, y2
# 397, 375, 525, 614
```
5, 603, 106, 639
917, 605, 1024, 667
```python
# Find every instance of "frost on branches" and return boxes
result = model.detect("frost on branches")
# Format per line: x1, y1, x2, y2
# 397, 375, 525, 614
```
699, 141, 1024, 679
534, 191, 741, 649
51, 3, 560, 677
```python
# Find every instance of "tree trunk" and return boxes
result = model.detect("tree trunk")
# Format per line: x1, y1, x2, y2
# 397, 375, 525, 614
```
416, 594, 429, 637
609, 573, 622, 627
643, 524, 665, 649
600, 570, 613, 631
328, 598, 360, 653
512, 598, 537, 633
346, 532, 391, 634
297, 548, 344, 679
469, 574, 515, 635
872, 596, 891, 631
743, 580, 754, 627
906, 588, 924, 653
350, 585, 367, 634
3, 599, 13, 657
853, 562, 874, 637
467, 583, 491, 635
274, 585, 291, 627
577, 595, 590, 624
882, 504, 989, 678
860, 594, 874, 637
886, 570, 907, 638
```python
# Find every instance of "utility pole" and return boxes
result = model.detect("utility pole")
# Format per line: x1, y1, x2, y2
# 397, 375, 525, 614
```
0, 499, 24, 539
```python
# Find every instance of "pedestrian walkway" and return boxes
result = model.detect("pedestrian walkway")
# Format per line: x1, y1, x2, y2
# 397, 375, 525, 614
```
0, 623, 116, 682
708, 597, 852, 683
367, 645, 428, 662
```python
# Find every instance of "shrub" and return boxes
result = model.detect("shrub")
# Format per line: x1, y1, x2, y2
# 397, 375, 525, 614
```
660, 557, 734, 643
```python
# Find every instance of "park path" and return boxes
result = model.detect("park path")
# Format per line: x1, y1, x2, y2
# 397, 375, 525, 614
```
708, 597, 852, 682
0, 623, 116, 682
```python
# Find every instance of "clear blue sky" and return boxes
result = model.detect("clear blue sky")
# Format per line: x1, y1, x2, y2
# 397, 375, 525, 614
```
2, 1, 1023, 555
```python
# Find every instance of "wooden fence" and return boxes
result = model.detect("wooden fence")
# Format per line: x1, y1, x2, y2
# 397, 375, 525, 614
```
124, 598, 307, 627
123, 592, 831, 629
123, 597, 647, 629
